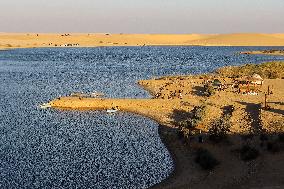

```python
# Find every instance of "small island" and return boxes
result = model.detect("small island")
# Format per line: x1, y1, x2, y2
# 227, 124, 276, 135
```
47, 61, 284, 189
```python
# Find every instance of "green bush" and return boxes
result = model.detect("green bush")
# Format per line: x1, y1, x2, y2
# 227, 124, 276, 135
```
240, 145, 259, 161
195, 148, 219, 170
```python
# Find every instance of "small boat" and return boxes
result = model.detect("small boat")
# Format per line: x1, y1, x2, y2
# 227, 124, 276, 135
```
40, 103, 51, 109
106, 109, 118, 113
91, 92, 104, 98
106, 106, 119, 113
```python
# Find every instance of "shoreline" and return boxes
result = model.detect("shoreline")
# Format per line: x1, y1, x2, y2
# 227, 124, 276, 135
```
1, 44, 284, 51
240, 50, 284, 56
1, 33, 284, 50
154, 125, 179, 189
47, 64, 284, 188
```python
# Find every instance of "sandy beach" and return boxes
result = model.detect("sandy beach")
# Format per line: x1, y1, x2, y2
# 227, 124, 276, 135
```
1, 33, 284, 50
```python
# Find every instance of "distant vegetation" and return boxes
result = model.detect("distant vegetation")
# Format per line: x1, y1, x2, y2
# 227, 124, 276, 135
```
216, 61, 284, 79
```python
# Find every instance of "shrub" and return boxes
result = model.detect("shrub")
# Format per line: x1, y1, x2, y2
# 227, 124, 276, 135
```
240, 145, 259, 161
267, 141, 280, 153
195, 148, 219, 170
178, 119, 198, 129
193, 105, 206, 121
179, 126, 191, 139
204, 85, 215, 96
209, 115, 231, 143
177, 105, 207, 141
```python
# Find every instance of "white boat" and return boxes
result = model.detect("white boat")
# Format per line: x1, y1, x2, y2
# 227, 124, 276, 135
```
106, 109, 118, 113
40, 103, 51, 109
91, 92, 104, 98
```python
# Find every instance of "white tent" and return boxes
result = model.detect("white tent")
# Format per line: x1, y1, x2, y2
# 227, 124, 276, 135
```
251, 74, 264, 85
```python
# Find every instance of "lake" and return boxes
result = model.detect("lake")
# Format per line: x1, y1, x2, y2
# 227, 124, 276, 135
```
0, 46, 283, 188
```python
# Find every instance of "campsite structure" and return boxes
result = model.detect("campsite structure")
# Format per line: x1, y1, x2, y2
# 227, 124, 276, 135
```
236, 74, 264, 94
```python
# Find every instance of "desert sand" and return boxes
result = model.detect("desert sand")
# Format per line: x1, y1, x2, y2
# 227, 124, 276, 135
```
1, 33, 284, 50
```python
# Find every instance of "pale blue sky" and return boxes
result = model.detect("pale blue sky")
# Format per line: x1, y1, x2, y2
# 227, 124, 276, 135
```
1, 0, 284, 33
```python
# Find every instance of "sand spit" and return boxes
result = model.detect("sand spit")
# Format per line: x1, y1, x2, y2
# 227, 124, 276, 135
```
49, 78, 283, 133
241, 49, 284, 56
1, 33, 284, 50
49, 97, 199, 127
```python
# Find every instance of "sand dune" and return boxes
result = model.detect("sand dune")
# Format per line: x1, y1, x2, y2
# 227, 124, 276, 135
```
0, 33, 284, 49
271, 33, 284, 39
189, 33, 284, 46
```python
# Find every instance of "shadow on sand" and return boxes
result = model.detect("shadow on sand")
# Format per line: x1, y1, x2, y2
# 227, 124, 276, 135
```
170, 109, 193, 123
236, 101, 263, 133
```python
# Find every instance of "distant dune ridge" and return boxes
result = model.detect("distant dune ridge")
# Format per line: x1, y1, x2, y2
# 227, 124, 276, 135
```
0, 33, 284, 49
189, 33, 284, 46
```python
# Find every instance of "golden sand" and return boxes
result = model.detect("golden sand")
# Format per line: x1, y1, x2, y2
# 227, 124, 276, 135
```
1, 33, 284, 50
49, 77, 284, 133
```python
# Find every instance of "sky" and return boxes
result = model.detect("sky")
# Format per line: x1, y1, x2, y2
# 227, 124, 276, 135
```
1, 0, 284, 33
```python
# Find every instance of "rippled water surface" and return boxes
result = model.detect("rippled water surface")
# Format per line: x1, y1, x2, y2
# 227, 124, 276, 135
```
0, 47, 283, 188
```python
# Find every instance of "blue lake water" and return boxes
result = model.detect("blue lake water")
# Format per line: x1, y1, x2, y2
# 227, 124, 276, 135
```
0, 46, 283, 188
